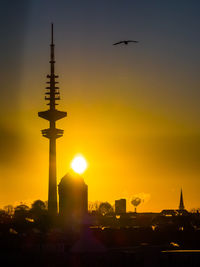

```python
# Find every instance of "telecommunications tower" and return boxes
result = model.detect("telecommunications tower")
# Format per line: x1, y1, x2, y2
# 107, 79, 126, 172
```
38, 24, 67, 216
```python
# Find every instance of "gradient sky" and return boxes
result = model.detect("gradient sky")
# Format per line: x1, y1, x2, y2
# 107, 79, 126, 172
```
0, 0, 200, 211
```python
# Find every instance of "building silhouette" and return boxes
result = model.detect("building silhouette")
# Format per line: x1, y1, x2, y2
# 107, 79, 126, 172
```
115, 199, 126, 214
58, 172, 88, 225
38, 24, 67, 216
179, 188, 185, 210
160, 189, 187, 216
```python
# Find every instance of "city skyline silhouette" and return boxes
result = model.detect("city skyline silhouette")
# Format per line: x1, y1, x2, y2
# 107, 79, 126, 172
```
1, 2, 200, 266
0, 1, 200, 213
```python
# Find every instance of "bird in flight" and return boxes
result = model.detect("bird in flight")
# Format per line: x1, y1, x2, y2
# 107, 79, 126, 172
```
113, 40, 139, 46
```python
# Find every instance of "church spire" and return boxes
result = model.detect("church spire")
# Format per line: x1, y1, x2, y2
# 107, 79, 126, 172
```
179, 188, 185, 210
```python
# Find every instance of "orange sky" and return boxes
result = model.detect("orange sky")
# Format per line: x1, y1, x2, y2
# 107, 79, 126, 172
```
0, 1, 200, 212
1, 75, 200, 212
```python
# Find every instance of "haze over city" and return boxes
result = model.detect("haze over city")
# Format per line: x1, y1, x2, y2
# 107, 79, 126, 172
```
1, 0, 200, 212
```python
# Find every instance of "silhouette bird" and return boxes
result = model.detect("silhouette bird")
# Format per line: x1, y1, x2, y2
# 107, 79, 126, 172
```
113, 40, 139, 46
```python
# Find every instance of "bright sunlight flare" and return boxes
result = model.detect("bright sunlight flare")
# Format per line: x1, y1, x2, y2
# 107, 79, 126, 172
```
71, 155, 87, 174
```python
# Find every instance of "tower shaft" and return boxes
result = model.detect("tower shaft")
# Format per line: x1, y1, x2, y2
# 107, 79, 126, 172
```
38, 24, 67, 216
49, 131, 57, 214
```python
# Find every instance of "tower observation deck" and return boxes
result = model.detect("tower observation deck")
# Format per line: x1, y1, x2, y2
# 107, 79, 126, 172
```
38, 24, 67, 216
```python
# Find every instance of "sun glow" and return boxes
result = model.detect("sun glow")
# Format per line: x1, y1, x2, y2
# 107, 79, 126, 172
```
71, 155, 87, 174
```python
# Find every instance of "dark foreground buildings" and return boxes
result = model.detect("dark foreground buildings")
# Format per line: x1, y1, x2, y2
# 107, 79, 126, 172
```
58, 172, 88, 226
115, 199, 126, 214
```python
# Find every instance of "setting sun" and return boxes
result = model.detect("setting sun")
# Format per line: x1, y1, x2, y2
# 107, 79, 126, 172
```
71, 155, 87, 174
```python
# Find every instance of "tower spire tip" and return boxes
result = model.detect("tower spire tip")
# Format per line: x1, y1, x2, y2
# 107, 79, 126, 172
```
51, 23, 54, 45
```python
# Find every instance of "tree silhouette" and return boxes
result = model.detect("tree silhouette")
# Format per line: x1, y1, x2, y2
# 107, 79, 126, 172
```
98, 202, 113, 216
88, 201, 100, 213
12, 204, 31, 233
30, 200, 48, 231
31, 200, 46, 212
0, 209, 11, 223
14, 204, 30, 221
4, 205, 14, 216
0, 209, 11, 234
